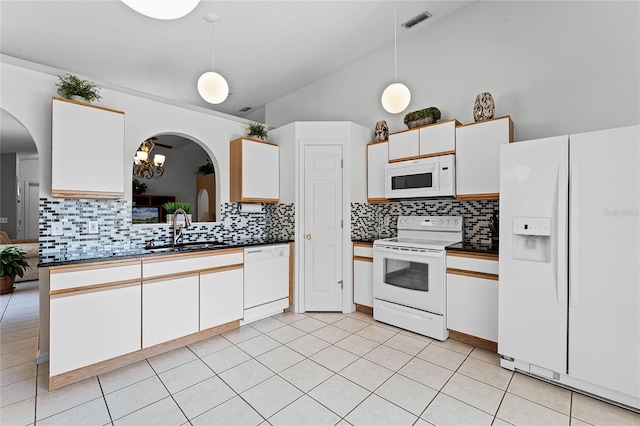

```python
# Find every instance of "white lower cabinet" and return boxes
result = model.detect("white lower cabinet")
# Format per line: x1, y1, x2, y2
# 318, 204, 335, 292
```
200, 267, 244, 330
49, 260, 142, 377
353, 242, 374, 307
446, 253, 499, 343
142, 274, 199, 348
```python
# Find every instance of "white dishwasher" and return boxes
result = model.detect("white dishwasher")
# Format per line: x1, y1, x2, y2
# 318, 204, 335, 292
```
242, 244, 290, 324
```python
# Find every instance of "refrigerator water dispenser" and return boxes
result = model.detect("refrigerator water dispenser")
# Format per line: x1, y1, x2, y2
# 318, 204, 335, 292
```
512, 217, 552, 262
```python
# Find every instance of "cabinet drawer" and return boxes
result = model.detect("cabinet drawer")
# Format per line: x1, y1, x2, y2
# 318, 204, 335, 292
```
50, 260, 141, 292
143, 249, 243, 278
354, 244, 373, 258
447, 254, 498, 275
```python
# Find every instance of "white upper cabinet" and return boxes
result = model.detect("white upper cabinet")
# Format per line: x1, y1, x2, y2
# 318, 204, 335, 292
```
367, 141, 388, 202
455, 116, 514, 200
230, 138, 279, 203
389, 120, 460, 162
388, 129, 419, 161
51, 97, 125, 199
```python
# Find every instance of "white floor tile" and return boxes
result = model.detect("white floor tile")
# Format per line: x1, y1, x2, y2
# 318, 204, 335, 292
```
332, 317, 369, 333
356, 324, 397, 344
469, 347, 500, 366
172, 376, 235, 420
248, 317, 287, 334
457, 356, 513, 390
289, 316, 327, 333
35, 377, 103, 421
104, 376, 169, 421
383, 333, 429, 356
36, 397, 110, 426
335, 334, 379, 357
187, 335, 232, 358
218, 359, 273, 393
308, 312, 345, 324
346, 393, 417, 426
398, 358, 454, 391
310, 345, 359, 373
416, 344, 467, 371
375, 373, 437, 416
158, 359, 214, 394
496, 393, 569, 426
191, 395, 263, 426
571, 392, 640, 426
339, 358, 394, 391
421, 393, 494, 426
255, 345, 304, 373
236, 334, 282, 357
308, 374, 370, 417
201, 345, 251, 373
442, 373, 505, 415
147, 347, 198, 374
311, 325, 352, 344
431, 338, 474, 355
286, 333, 330, 357
98, 360, 155, 395
266, 324, 307, 344
507, 373, 571, 415
113, 396, 187, 426
268, 394, 340, 426
241, 375, 303, 418
279, 359, 334, 393
363, 345, 412, 372
0, 396, 35, 426
1, 376, 36, 408
221, 325, 262, 344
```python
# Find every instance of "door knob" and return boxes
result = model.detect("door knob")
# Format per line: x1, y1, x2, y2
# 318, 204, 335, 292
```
305, 234, 312, 240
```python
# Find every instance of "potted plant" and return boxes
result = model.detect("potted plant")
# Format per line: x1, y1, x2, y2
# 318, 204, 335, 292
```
56, 74, 102, 103
195, 158, 215, 176
246, 122, 268, 141
1, 246, 30, 295
163, 202, 192, 224
403, 107, 441, 129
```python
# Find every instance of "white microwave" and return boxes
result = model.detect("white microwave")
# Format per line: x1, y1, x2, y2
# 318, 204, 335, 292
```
385, 155, 456, 199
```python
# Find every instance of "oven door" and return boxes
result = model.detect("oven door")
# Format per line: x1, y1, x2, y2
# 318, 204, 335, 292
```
385, 159, 440, 199
373, 245, 445, 315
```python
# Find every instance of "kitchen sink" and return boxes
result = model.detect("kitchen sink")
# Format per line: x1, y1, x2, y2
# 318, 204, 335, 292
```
145, 241, 227, 253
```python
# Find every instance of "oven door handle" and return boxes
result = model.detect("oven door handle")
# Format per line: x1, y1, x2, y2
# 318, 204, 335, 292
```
374, 246, 443, 258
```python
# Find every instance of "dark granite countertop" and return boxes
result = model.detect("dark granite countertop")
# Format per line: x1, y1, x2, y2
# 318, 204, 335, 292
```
351, 239, 376, 244
446, 242, 498, 256
39, 238, 294, 268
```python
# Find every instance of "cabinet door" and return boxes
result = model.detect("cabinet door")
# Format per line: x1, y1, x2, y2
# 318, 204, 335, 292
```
455, 116, 513, 199
353, 258, 373, 307
200, 267, 243, 330
446, 273, 498, 342
242, 139, 279, 202
50, 283, 141, 376
388, 130, 419, 161
419, 120, 456, 157
367, 141, 388, 202
51, 98, 125, 199
143, 274, 199, 348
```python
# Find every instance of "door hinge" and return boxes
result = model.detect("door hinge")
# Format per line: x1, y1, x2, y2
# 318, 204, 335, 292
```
338, 280, 343, 289
341, 219, 343, 228
341, 159, 344, 168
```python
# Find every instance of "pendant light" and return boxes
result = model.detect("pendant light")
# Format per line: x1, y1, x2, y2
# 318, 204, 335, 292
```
381, 4, 411, 114
197, 13, 229, 104
121, 0, 200, 20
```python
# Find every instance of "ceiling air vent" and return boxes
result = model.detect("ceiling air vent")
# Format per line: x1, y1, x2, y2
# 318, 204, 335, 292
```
401, 11, 432, 29
239, 107, 252, 112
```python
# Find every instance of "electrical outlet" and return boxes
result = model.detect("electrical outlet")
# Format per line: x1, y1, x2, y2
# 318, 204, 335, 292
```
384, 216, 390, 227
88, 221, 99, 234
0, 217, 8, 224
52, 221, 63, 236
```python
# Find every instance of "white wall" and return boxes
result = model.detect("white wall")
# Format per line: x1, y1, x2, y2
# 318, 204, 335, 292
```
265, 1, 640, 140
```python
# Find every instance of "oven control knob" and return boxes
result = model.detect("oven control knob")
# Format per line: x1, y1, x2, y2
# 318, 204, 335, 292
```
446, 220, 450, 224
439, 219, 444, 224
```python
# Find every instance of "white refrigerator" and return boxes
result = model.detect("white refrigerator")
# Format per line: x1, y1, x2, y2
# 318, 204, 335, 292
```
498, 125, 640, 410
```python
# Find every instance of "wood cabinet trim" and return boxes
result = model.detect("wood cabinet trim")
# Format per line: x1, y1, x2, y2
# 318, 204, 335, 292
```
389, 119, 462, 136
288, 242, 294, 305
52, 96, 125, 115
49, 320, 239, 391
142, 271, 200, 284
230, 137, 278, 147
142, 247, 243, 263
448, 329, 497, 353
447, 251, 498, 261
418, 150, 456, 159
50, 279, 140, 298
353, 241, 374, 248
388, 155, 422, 163
355, 304, 373, 315
456, 115, 512, 128
240, 197, 279, 203
447, 268, 498, 281
367, 140, 388, 145
50, 259, 141, 273
354, 256, 373, 263
199, 263, 244, 275
456, 193, 500, 201
367, 197, 390, 203
50, 189, 124, 200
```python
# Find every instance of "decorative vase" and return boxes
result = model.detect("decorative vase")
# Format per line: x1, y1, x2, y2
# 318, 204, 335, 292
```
1, 276, 15, 295
473, 92, 495, 122
374, 120, 389, 142
70, 95, 89, 103
407, 116, 435, 129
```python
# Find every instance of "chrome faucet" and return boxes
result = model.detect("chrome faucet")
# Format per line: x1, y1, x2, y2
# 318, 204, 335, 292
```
172, 208, 192, 245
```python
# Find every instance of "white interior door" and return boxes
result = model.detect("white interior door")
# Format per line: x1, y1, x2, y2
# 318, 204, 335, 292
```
304, 145, 343, 311
568, 125, 640, 398
24, 181, 39, 240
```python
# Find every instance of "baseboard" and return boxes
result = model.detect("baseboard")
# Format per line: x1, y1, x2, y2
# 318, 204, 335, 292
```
448, 329, 497, 352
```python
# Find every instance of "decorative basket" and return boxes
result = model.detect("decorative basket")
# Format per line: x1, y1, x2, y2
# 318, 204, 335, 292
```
406, 116, 435, 129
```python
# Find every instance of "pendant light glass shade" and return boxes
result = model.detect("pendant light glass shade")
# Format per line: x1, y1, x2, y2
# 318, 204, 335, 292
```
121, 0, 200, 20
381, 82, 411, 114
198, 71, 229, 104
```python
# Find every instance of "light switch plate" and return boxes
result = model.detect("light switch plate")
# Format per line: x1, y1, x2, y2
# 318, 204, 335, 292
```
52, 221, 63, 236
88, 221, 99, 234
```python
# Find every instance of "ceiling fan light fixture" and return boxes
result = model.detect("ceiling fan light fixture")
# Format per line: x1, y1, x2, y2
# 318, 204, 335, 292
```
381, 82, 411, 114
198, 71, 229, 104
121, 0, 200, 20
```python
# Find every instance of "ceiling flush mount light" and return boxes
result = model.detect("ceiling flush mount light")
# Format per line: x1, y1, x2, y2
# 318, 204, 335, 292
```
133, 138, 167, 179
381, 4, 411, 114
198, 13, 229, 104
121, 0, 200, 20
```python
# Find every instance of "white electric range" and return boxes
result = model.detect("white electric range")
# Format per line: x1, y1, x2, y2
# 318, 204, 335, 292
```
373, 216, 463, 340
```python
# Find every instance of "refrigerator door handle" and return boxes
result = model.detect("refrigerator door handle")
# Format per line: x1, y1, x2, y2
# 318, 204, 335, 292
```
557, 162, 568, 305
570, 162, 579, 307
